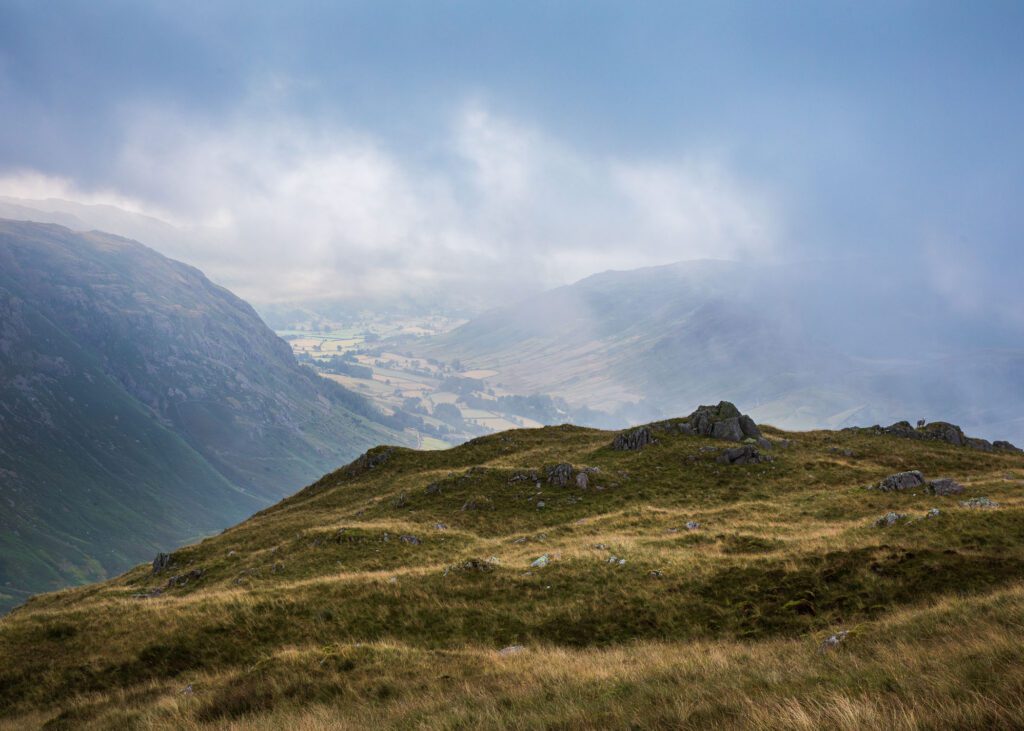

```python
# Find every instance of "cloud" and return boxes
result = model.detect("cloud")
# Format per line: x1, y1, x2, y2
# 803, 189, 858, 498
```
0, 100, 782, 306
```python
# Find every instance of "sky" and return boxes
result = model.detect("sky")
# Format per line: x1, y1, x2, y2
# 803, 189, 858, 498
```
0, 1, 1023, 317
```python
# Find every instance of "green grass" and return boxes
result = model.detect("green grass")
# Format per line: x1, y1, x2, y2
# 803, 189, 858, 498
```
1, 420, 1023, 728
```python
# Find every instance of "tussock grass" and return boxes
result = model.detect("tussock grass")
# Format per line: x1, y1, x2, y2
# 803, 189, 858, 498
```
2, 422, 1023, 728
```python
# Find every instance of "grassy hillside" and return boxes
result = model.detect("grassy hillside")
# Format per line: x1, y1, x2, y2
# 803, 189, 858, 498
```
1, 410, 1023, 728
0, 219, 409, 612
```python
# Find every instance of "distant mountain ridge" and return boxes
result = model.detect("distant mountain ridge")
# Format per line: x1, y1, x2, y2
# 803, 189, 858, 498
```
413, 259, 1024, 444
0, 219, 407, 612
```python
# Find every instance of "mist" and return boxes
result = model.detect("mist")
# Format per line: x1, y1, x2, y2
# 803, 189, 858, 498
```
1, 1, 1022, 321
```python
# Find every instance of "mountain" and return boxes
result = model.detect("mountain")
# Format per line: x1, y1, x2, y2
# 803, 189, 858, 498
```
0, 219, 407, 612
1, 407, 1022, 727
410, 259, 1024, 444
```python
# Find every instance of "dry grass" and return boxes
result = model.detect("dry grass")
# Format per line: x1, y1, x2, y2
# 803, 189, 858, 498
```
2, 422, 1024, 728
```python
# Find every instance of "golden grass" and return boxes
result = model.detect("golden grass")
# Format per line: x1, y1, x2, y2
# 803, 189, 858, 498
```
3, 422, 1024, 728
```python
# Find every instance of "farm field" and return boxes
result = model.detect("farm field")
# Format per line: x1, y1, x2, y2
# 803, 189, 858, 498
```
278, 314, 576, 446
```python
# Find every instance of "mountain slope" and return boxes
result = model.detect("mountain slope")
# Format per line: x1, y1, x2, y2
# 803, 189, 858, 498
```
0, 219, 407, 612
412, 260, 1024, 443
0, 408, 1022, 728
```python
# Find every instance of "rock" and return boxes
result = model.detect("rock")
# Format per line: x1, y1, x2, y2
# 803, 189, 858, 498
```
434, 523, 448, 531
739, 415, 762, 439
546, 463, 574, 487
874, 512, 907, 527
961, 497, 999, 509
967, 437, 994, 453
499, 645, 525, 655
341, 447, 396, 480
399, 535, 421, 545
994, 440, 1022, 453
425, 482, 442, 495
820, 630, 849, 652
920, 421, 966, 446
509, 470, 538, 483
531, 555, 550, 568
536, 500, 546, 509
927, 478, 964, 496
648, 570, 663, 578
711, 418, 744, 442
152, 552, 171, 574
685, 521, 701, 531
487, 556, 500, 565
880, 420, 919, 439
593, 543, 608, 550
677, 401, 762, 442
926, 508, 941, 518
874, 420, 1018, 454
392, 491, 409, 509
716, 445, 772, 465
611, 427, 656, 451
575, 472, 589, 490
870, 471, 926, 492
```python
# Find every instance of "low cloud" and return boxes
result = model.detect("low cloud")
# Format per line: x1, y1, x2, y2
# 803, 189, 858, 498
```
0, 100, 781, 306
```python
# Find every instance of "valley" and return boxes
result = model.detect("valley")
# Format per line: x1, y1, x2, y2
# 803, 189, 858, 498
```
275, 314, 594, 448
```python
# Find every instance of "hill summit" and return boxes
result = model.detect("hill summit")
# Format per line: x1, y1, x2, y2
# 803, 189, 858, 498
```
1, 402, 1023, 728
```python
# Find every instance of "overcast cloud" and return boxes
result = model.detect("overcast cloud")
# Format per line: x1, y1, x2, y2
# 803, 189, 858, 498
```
1, 1, 1022, 315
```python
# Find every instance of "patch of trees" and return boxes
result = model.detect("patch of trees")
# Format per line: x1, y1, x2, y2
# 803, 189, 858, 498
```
320, 356, 373, 379
440, 376, 484, 396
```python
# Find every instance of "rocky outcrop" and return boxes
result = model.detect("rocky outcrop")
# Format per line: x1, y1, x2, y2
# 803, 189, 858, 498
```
686, 401, 761, 441
655, 401, 764, 444
342, 447, 397, 479
716, 445, 772, 465
961, 497, 999, 509
152, 553, 172, 574
870, 471, 926, 492
874, 512, 907, 527
546, 463, 575, 487
611, 427, 655, 451
867, 470, 965, 495
861, 420, 1020, 453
